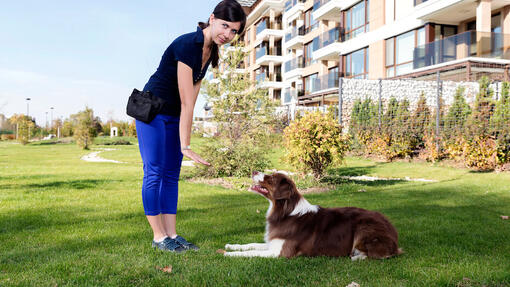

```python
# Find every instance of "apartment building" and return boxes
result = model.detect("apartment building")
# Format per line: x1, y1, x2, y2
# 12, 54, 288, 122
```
238, 0, 510, 107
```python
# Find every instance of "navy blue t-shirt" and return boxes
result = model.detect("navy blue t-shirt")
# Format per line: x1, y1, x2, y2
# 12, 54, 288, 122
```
144, 26, 211, 116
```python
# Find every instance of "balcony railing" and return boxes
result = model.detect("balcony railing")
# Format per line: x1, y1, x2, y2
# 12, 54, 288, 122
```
313, 27, 341, 51
284, 56, 305, 72
256, 20, 268, 35
313, 0, 331, 11
256, 72, 282, 83
284, 89, 305, 103
285, 0, 306, 11
308, 72, 339, 94
303, 22, 320, 35
256, 47, 268, 59
257, 46, 283, 59
256, 72, 267, 83
285, 26, 305, 42
256, 19, 282, 35
413, 31, 510, 70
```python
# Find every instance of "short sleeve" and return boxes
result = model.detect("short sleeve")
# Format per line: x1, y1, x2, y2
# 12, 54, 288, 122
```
172, 37, 195, 69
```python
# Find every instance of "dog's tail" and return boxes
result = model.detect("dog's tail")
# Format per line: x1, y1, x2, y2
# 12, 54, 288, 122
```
397, 248, 404, 255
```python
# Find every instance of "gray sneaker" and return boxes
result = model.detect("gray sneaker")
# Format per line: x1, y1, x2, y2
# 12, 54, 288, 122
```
174, 235, 199, 250
152, 237, 186, 253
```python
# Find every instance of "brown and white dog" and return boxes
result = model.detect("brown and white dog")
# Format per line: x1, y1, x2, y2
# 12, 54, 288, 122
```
223, 172, 402, 260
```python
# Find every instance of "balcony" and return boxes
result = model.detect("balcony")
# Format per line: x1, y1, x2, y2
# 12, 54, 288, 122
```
256, 47, 284, 66
300, 73, 339, 102
312, 27, 342, 61
247, 0, 285, 27
257, 72, 286, 89
284, 26, 305, 49
283, 88, 304, 104
256, 20, 285, 42
284, 56, 305, 80
415, 0, 509, 24
284, 0, 306, 22
413, 31, 510, 70
312, 0, 342, 22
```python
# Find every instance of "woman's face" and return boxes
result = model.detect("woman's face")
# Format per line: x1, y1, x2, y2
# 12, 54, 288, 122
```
209, 14, 241, 46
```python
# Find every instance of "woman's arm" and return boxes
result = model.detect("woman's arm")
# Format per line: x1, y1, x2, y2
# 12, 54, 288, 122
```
177, 61, 210, 166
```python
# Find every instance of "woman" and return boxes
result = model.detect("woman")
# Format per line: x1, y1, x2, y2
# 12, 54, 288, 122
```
136, 0, 246, 252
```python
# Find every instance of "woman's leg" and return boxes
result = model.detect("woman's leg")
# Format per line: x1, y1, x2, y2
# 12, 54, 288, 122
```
161, 214, 177, 238
136, 116, 168, 240
159, 116, 183, 237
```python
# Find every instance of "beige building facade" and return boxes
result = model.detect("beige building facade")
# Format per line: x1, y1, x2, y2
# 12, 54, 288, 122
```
238, 0, 510, 107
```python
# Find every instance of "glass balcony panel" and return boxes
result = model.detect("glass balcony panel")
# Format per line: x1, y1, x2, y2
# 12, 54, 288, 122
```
413, 31, 510, 70
284, 56, 305, 72
256, 20, 268, 35
313, 27, 341, 52
313, 0, 331, 11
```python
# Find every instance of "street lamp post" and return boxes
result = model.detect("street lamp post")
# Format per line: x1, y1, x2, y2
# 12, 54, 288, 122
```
26, 98, 31, 141
50, 107, 54, 130
45, 112, 48, 129
26, 98, 31, 117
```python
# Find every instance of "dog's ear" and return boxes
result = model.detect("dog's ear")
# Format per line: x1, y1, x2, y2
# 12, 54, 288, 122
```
274, 177, 293, 200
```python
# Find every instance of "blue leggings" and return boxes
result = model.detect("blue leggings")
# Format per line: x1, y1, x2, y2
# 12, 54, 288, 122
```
136, 114, 183, 215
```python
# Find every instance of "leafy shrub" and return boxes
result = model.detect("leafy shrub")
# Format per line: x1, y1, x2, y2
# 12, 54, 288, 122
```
284, 111, 349, 178
196, 141, 270, 178
1, 134, 15, 141
463, 137, 498, 171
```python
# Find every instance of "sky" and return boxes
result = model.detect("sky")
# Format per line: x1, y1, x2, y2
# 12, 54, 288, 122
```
0, 0, 218, 126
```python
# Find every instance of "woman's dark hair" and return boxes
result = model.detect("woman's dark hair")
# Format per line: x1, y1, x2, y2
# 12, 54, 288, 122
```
199, 0, 247, 68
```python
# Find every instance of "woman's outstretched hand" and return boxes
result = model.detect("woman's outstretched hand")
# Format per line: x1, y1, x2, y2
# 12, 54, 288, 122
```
181, 149, 211, 166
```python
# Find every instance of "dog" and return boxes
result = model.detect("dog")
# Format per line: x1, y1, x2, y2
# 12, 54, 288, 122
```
223, 171, 402, 260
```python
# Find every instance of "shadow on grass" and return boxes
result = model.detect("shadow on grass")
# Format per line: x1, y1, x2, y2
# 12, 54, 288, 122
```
0, 179, 119, 191
321, 165, 404, 187
327, 165, 378, 177
22, 179, 116, 190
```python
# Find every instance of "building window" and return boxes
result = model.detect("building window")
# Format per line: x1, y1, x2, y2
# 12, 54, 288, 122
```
345, 48, 369, 79
386, 27, 425, 77
304, 9, 319, 34
304, 73, 318, 94
344, 0, 369, 41
328, 66, 339, 89
304, 41, 316, 66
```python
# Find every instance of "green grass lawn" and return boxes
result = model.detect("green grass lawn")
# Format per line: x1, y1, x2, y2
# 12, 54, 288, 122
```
1, 138, 510, 286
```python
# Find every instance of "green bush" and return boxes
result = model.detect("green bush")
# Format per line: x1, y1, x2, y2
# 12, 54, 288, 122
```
284, 111, 349, 178
196, 140, 270, 178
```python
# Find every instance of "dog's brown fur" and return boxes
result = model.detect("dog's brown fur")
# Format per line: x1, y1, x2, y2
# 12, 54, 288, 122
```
254, 172, 402, 259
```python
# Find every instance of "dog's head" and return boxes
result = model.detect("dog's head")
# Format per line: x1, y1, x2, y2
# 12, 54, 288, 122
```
250, 171, 300, 202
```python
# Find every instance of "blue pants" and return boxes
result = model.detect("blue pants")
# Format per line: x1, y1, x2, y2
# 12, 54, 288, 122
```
136, 114, 183, 215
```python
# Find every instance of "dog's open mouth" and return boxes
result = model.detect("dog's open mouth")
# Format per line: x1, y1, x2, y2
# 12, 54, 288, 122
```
250, 185, 269, 195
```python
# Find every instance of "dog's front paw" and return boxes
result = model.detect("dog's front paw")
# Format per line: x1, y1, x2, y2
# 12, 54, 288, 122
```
225, 244, 240, 250
224, 251, 241, 257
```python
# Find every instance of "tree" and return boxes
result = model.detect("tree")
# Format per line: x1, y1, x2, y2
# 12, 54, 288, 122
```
9, 114, 35, 145
72, 107, 98, 149
198, 40, 276, 177
466, 76, 496, 139
411, 93, 432, 146
445, 86, 471, 137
